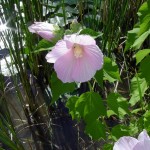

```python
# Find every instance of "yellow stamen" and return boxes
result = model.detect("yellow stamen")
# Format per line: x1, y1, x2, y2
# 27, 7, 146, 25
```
73, 44, 83, 58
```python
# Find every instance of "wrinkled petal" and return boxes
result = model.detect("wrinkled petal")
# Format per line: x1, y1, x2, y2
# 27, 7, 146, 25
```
133, 140, 150, 150
46, 40, 72, 63
64, 34, 96, 45
138, 130, 150, 141
37, 31, 54, 41
113, 137, 138, 150
72, 45, 103, 82
54, 50, 75, 83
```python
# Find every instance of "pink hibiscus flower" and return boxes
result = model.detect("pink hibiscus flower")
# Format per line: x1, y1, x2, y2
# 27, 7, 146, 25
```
28, 22, 58, 41
113, 130, 150, 150
46, 34, 103, 83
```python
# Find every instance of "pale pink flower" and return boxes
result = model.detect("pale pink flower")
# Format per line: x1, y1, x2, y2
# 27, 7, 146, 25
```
46, 34, 103, 83
28, 22, 58, 41
113, 130, 150, 150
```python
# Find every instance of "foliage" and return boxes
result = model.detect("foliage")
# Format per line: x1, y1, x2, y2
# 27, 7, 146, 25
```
0, 0, 150, 149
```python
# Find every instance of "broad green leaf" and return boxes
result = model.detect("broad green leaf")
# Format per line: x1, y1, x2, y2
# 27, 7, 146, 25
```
107, 93, 129, 119
139, 14, 150, 35
136, 49, 150, 64
125, 28, 139, 51
66, 96, 80, 120
111, 125, 130, 141
103, 57, 120, 82
94, 69, 103, 88
70, 21, 82, 33
140, 55, 150, 85
75, 92, 106, 123
50, 72, 76, 104
132, 30, 150, 49
79, 28, 102, 38
138, 2, 149, 20
129, 76, 148, 106
34, 39, 54, 53
85, 120, 106, 140
144, 110, 150, 131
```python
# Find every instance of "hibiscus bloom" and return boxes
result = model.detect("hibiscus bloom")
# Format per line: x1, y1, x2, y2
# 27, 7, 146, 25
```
113, 130, 150, 150
46, 34, 103, 83
28, 22, 58, 41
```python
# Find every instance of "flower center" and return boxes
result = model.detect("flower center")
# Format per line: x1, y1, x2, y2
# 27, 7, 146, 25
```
73, 44, 83, 58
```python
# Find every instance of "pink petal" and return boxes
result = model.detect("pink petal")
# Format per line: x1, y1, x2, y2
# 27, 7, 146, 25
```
113, 137, 138, 150
37, 31, 54, 41
54, 50, 75, 83
133, 140, 150, 150
72, 45, 103, 82
64, 34, 96, 45
28, 22, 55, 33
138, 130, 150, 141
46, 40, 72, 63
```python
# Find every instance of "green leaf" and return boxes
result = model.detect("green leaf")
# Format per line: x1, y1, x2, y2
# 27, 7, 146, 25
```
34, 39, 54, 53
144, 110, 150, 131
50, 72, 76, 104
135, 49, 150, 64
107, 93, 129, 119
140, 55, 150, 85
111, 125, 130, 141
139, 14, 150, 35
75, 92, 106, 123
70, 21, 82, 33
66, 96, 80, 120
94, 69, 103, 88
103, 57, 120, 82
125, 28, 139, 51
129, 76, 148, 106
79, 28, 102, 38
138, 2, 149, 20
103, 144, 113, 150
132, 30, 150, 50
85, 120, 106, 140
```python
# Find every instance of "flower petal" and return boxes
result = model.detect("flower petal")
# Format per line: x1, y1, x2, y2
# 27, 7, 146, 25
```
37, 31, 54, 41
46, 40, 71, 63
84, 45, 103, 69
28, 22, 55, 33
138, 130, 150, 141
64, 34, 96, 45
113, 137, 138, 150
72, 45, 103, 82
54, 50, 75, 83
133, 140, 150, 150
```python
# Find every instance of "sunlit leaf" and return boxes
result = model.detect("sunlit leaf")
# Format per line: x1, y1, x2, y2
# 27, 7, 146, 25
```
103, 57, 120, 82
107, 93, 130, 119
129, 76, 148, 106
135, 49, 150, 64
132, 30, 150, 49
125, 28, 139, 51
